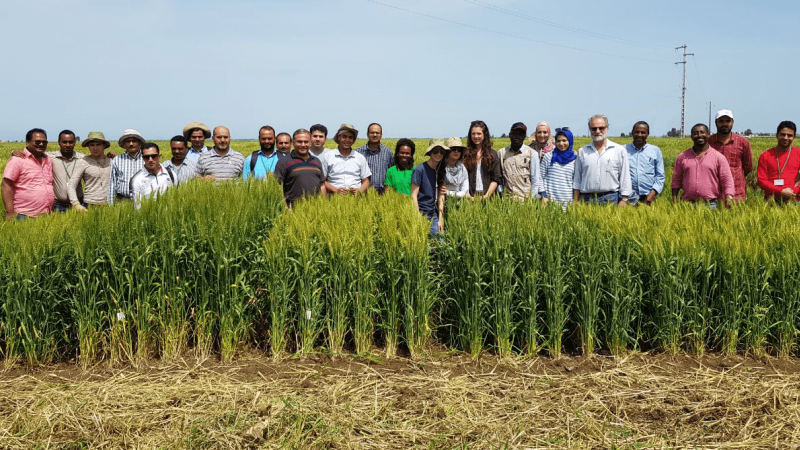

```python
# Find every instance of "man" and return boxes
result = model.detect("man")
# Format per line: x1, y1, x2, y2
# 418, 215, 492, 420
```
496, 122, 541, 201
274, 128, 327, 208
625, 121, 665, 206
709, 109, 753, 201
276, 133, 292, 155
756, 121, 800, 202
309, 124, 330, 160
162, 135, 197, 184
355, 123, 394, 194
182, 121, 212, 163
322, 124, 371, 195
2, 128, 55, 219
243, 126, 284, 180
195, 126, 245, 181
130, 143, 175, 209
107, 128, 145, 203
48, 130, 85, 211
572, 114, 632, 206
672, 124, 735, 208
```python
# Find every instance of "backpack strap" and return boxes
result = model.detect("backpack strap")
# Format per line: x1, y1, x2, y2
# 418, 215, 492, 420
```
249, 151, 261, 176
128, 169, 143, 196
165, 166, 176, 185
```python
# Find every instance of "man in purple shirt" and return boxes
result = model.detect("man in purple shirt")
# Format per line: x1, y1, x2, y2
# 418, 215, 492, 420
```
671, 124, 735, 209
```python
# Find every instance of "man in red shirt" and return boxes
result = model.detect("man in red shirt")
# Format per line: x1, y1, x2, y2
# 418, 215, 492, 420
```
756, 121, 800, 203
672, 123, 735, 209
708, 109, 753, 200
2, 128, 55, 219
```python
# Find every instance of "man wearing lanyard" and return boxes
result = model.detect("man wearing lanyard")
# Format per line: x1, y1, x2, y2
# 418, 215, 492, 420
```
756, 121, 800, 203
130, 143, 175, 209
243, 126, 284, 180
48, 130, 84, 211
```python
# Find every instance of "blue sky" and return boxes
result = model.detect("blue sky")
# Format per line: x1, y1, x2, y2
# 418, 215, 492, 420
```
2, 0, 797, 141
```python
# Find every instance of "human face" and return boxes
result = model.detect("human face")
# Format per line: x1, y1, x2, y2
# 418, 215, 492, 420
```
190, 129, 206, 150
509, 128, 526, 149
213, 127, 230, 151
367, 125, 382, 145
87, 142, 105, 158
293, 132, 311, 157
429, 147, 445, 164
142, 149, 160, 173
26, 132, 48, 157
276, 135, 292, 154
691, 126, 709, 147
715, 116, 733, 135
58, 133, 76, 157
337, 131, 355, 151
555, 135, 570, 151
171, 141, 187, 163
310, 130, 326, 150
259, 129, 275, 152
777, 127, 796, 150
447, 147, 462, 164
398, 145, 413, 169
589, 118, 608, 145
122, 137, 142, 156
470, 126, 485, 147
631, 124, 649, 148
535, 125, 549, 144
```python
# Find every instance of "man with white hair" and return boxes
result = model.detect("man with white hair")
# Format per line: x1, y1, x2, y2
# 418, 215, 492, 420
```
572, 114, 632, 206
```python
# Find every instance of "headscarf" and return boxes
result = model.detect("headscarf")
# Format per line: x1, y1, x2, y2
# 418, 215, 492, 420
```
551, 128, 577, 166
530, 121, 555, 153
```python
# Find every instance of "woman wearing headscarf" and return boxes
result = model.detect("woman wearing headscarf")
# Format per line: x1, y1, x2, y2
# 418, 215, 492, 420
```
540, 127, 577, 210
530, 121, 555, 158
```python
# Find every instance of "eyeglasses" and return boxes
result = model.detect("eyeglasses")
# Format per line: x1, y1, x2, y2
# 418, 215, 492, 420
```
142, 154, 160, 160
590, 126, 607, 132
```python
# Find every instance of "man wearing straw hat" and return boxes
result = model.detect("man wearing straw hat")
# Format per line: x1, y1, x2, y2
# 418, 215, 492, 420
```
107, 128, 145, 203
321, 124, 371, 196
69, 131, 113, 211
497, 122, 542, 201
182, 121, 212, 163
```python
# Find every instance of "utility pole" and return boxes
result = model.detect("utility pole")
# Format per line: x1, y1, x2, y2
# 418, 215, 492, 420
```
708, 101, 712, 130
675, 45, 694, 137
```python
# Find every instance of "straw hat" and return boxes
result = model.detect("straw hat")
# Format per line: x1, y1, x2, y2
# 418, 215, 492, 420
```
333, 124, 359, 143
81, 131, 110, 149
118, 129, 145, 147
182, 121, 211, 140
425, 138, 450, 156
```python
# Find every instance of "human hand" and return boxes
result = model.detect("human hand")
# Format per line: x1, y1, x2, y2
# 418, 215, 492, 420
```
541, 197, 549, 205
73, 203, 88, 213
780, 188, 795, 199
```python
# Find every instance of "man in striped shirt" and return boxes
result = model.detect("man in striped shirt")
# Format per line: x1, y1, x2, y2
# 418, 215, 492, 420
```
162, 136, 197, 184
355, 123, 393, 194
107, 129, 145, 203
196, 126, 245, 181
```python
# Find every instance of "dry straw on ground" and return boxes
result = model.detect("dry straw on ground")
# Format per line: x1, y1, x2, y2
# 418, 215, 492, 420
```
2, 352, 800, 449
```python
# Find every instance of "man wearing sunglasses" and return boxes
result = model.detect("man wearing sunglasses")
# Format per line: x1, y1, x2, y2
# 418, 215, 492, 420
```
573, 114, 632, 206
2, 128, 55, 219
130, 143, 175, 209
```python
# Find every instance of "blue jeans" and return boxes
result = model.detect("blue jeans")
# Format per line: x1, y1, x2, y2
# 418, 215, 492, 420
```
52, 202, 87, 212
581, 191, 619, 205
691, 200, 718, 210
425, 212, 440, 236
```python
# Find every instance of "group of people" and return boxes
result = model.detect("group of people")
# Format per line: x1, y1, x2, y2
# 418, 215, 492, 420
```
3, 112, 798, 236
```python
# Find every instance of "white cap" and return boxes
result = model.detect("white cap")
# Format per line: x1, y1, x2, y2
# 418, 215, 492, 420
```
715, 109, 734, 120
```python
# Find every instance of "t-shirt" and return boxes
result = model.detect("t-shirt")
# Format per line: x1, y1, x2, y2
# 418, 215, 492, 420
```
411, 162, 438, 215
274, 152, 325, 205
384, 165, 414, 195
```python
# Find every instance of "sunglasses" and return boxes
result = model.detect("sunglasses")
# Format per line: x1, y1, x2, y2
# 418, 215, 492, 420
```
32, 140, 48, 146
590, 126, 607, 132
555, 127, 570, 133
429, 148, 444, 155
142, 154, 160, 160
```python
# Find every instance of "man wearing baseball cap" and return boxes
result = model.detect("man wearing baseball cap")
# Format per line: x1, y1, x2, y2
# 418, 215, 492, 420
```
182, 121, 211, 163
107, 128, 145, 203
321, 124, 371, 196
709, 109, 753, 201
497, 122, 542, 201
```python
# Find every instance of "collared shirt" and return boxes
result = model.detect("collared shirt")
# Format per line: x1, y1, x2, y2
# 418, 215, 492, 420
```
162, 158, 198, 184
185, 147, 207, 163
274, 151, 325, 204
2, 149, 54, 216
46, 150, 84, 203
243, 150, 283, 180
195, 148, 245, 181
355, 143, 394, 192
130, 166, 175, 209
540, 152, 576, 207
572, 140, 633, 197
107, 151, 144, 203
625, 143, 665, 196
708, 133, 753, 200
310, 148, 331, 160
322, 149, 372, 189
756, 146, 800, 201
497, 144, 542, 200
672, 147, 735, 201
69, 155, 112, 205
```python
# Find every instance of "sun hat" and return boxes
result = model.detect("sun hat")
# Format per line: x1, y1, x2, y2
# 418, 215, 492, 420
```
333, 124, 359, 143
81, 131, 110, 149
445, 137, 467, 151
425, 137, 450, 156
182, 121, 211, 140
715, 109, 734, 120
118, 129, 145, 147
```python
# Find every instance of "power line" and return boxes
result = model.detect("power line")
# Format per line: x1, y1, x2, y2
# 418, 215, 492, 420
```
364, 0, 673, 64
461, 0, 671, 51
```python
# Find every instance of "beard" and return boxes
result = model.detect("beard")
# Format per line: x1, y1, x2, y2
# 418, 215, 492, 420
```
261, 142, 275, 152
592, 133, 606, 145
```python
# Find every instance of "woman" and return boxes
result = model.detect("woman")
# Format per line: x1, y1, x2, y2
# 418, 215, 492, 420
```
463, 120, 502, 200
540, 127, 577, 210
411, 138, 448, 235
530, 121, 555, 158
384, 138, 416, 195
68, 131, 113, 211
443, 137, 468, 198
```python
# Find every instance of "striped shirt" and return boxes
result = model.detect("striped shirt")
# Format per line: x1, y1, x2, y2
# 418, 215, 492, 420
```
196, 148, 245, 181
355, 143, 393, 192
541, 152, 576, 209
107, 151, 144, 203
163, 158, 198, 184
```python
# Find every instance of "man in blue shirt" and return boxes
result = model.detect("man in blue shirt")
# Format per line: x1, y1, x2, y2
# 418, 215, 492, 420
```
243, 125, 285, 180
625, 121, 665, 206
